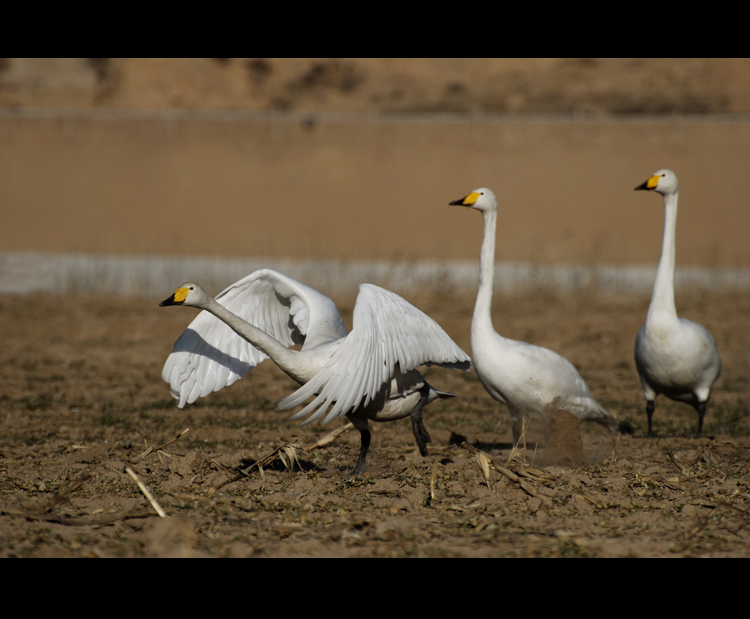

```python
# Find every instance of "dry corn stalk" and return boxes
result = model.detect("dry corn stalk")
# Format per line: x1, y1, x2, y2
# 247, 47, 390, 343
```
277, 444, 303, 472
214, 443, 305, 491
430, 456, 439, 501
475, 450, 493, 491
305, 422, 354, 451
461, 442, 554, 505
126, 466, 167, 518
130, 428, 190, 464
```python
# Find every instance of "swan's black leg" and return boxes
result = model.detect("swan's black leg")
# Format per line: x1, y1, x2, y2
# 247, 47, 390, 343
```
353, 427, 371, 474
646, 400, 655, 437
695, 401, 707, 436
410, 387, 432, 457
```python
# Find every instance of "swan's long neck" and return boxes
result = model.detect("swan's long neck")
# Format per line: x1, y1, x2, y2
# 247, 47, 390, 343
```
648, 190, 679, 323
473, 208, 498, 337
202, 297, 308, 383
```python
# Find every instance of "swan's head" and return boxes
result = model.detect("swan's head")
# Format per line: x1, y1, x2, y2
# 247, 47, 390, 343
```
635, 169, 678, 195
159, 282, 210, 308
449, 187, 498, 213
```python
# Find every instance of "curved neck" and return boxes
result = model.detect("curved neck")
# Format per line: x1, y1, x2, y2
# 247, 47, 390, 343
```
473, 209, 497, 334
202, 296, 305, 381
648, 190, 678, 322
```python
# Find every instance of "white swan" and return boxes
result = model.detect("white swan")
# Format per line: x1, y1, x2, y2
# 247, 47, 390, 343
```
634, 169, 721, 436
159, 269, 471, 472
450, 188, 619, 442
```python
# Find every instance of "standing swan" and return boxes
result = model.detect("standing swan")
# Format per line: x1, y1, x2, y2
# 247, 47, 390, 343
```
159, 269, 471, 473
634, 169, 721, 436
450, 188, 619, 442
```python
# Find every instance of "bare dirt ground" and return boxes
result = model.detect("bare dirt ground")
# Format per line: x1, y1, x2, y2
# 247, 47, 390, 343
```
1, 287, 748, 557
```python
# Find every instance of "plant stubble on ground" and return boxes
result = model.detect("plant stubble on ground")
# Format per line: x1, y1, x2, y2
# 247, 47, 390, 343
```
0, 289, 749, 557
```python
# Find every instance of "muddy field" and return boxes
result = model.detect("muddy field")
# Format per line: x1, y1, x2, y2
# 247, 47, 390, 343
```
2, 59, 749, 557
1, 286, 748, 558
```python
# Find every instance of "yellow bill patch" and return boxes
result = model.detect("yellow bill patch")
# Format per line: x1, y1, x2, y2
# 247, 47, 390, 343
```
462, 192, 481, 206
646, 175, 661, 189
173, 287, 189, 304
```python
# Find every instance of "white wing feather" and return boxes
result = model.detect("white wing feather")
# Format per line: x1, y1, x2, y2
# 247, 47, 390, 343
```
162, 269, 347, 407
279, 284, 471, 424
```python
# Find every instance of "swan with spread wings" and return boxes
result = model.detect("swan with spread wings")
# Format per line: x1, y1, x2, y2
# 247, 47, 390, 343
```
160, 269, 471, 472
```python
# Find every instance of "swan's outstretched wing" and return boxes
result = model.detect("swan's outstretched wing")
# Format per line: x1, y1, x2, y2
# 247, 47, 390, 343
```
162, 269, 348, 407
278, 283, 471, 424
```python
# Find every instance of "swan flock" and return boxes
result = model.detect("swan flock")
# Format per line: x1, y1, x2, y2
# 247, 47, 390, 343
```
160, 170, 721, 471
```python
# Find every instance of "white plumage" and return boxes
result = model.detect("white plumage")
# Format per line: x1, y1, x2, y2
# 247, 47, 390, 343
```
160, 269, 471, 472
450, 188, 619, 442
634, 169, 721, 436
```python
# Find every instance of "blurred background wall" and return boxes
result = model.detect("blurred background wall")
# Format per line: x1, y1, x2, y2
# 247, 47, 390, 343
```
2, 58, 749, 295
